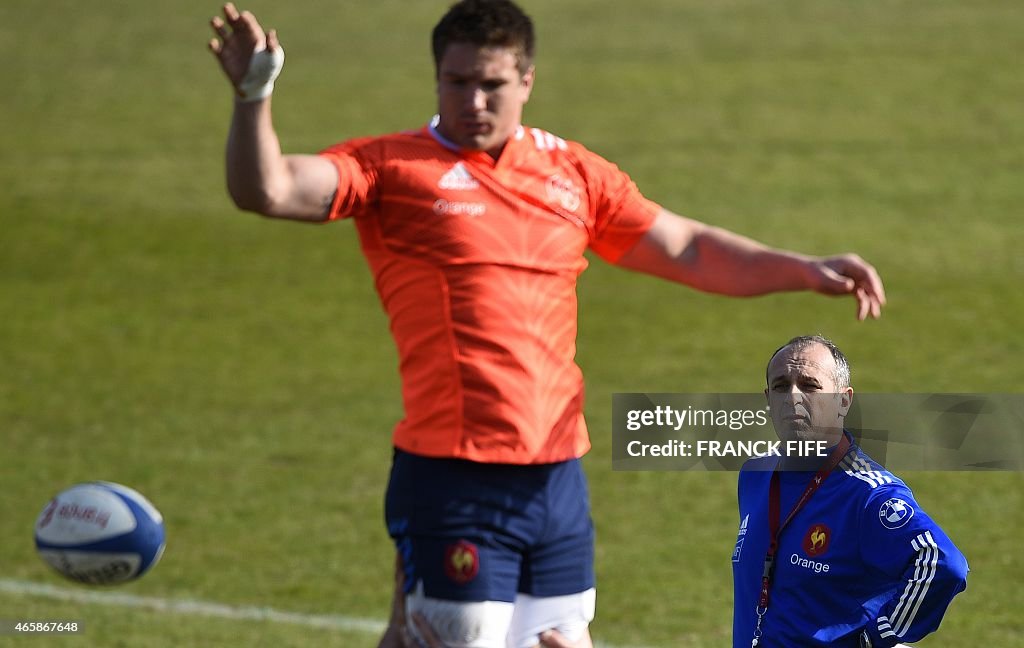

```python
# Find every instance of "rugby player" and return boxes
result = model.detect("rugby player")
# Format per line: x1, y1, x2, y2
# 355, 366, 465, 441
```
208, 2, 886, 646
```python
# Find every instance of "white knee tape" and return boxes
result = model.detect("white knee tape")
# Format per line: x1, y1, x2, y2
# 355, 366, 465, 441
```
406, 581, 515, 648
507, 588, 596, 648
237, 45, 285, 102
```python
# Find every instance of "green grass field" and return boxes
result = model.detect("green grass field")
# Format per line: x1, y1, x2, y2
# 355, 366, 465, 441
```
2, 0, 1021, 645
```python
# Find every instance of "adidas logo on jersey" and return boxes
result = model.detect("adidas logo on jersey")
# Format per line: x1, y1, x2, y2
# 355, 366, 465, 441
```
732, 514, 749, 563
438, 162, 480, 190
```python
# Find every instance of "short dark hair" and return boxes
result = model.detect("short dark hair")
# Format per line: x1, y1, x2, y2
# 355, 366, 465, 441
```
432, 0, 535, 75
766, 335, 852, 389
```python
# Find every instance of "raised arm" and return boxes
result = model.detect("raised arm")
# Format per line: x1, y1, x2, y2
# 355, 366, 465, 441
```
615, 209, 886, 320
208, 3, 337, 221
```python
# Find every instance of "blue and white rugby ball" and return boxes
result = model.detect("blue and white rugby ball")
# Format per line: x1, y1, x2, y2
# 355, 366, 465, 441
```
34, 481, 166, 585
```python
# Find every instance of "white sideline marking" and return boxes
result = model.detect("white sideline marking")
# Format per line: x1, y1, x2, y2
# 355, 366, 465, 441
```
0, 578, 384, 634
0, 578, 651, 648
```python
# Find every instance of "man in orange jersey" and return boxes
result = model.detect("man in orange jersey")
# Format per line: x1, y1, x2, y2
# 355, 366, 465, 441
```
208, 1, 886, 646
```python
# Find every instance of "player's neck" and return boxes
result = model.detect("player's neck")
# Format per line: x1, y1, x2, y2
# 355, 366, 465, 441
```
485, 140, 509, 161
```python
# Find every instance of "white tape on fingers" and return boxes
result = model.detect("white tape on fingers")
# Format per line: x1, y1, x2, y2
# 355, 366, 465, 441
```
237, 45, 285, 102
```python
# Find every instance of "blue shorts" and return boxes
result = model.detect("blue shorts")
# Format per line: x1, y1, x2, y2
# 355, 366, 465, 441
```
385, 449, 595, 602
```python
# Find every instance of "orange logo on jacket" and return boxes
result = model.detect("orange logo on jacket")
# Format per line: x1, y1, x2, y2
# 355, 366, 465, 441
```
802, 523, 831, 557
444, 540, 480, 584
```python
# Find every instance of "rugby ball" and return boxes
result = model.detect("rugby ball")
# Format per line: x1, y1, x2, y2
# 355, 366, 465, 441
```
34, 481, 165, 585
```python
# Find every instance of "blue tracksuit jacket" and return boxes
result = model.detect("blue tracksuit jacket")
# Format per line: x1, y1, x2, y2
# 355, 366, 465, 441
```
732, 435, 968, 647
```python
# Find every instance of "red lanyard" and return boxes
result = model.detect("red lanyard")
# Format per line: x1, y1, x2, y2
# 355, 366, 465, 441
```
751, 434, 851, 647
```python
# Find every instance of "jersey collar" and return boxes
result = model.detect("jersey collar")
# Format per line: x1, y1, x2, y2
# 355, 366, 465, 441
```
427, 115, 526, 167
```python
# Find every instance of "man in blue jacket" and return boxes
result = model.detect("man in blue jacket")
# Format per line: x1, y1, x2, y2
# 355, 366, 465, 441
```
732, 335, 968, 647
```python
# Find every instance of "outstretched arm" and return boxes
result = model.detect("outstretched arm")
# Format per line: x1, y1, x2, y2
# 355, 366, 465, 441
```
208, 3, 337, 221
616, 209, 886, 320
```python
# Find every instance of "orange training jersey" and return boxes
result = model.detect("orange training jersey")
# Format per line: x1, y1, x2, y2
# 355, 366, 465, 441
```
319, 121, 659, 464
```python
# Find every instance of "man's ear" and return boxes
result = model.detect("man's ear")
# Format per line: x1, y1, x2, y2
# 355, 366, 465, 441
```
520, 65, 535, 99
838, 388, 854, 417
